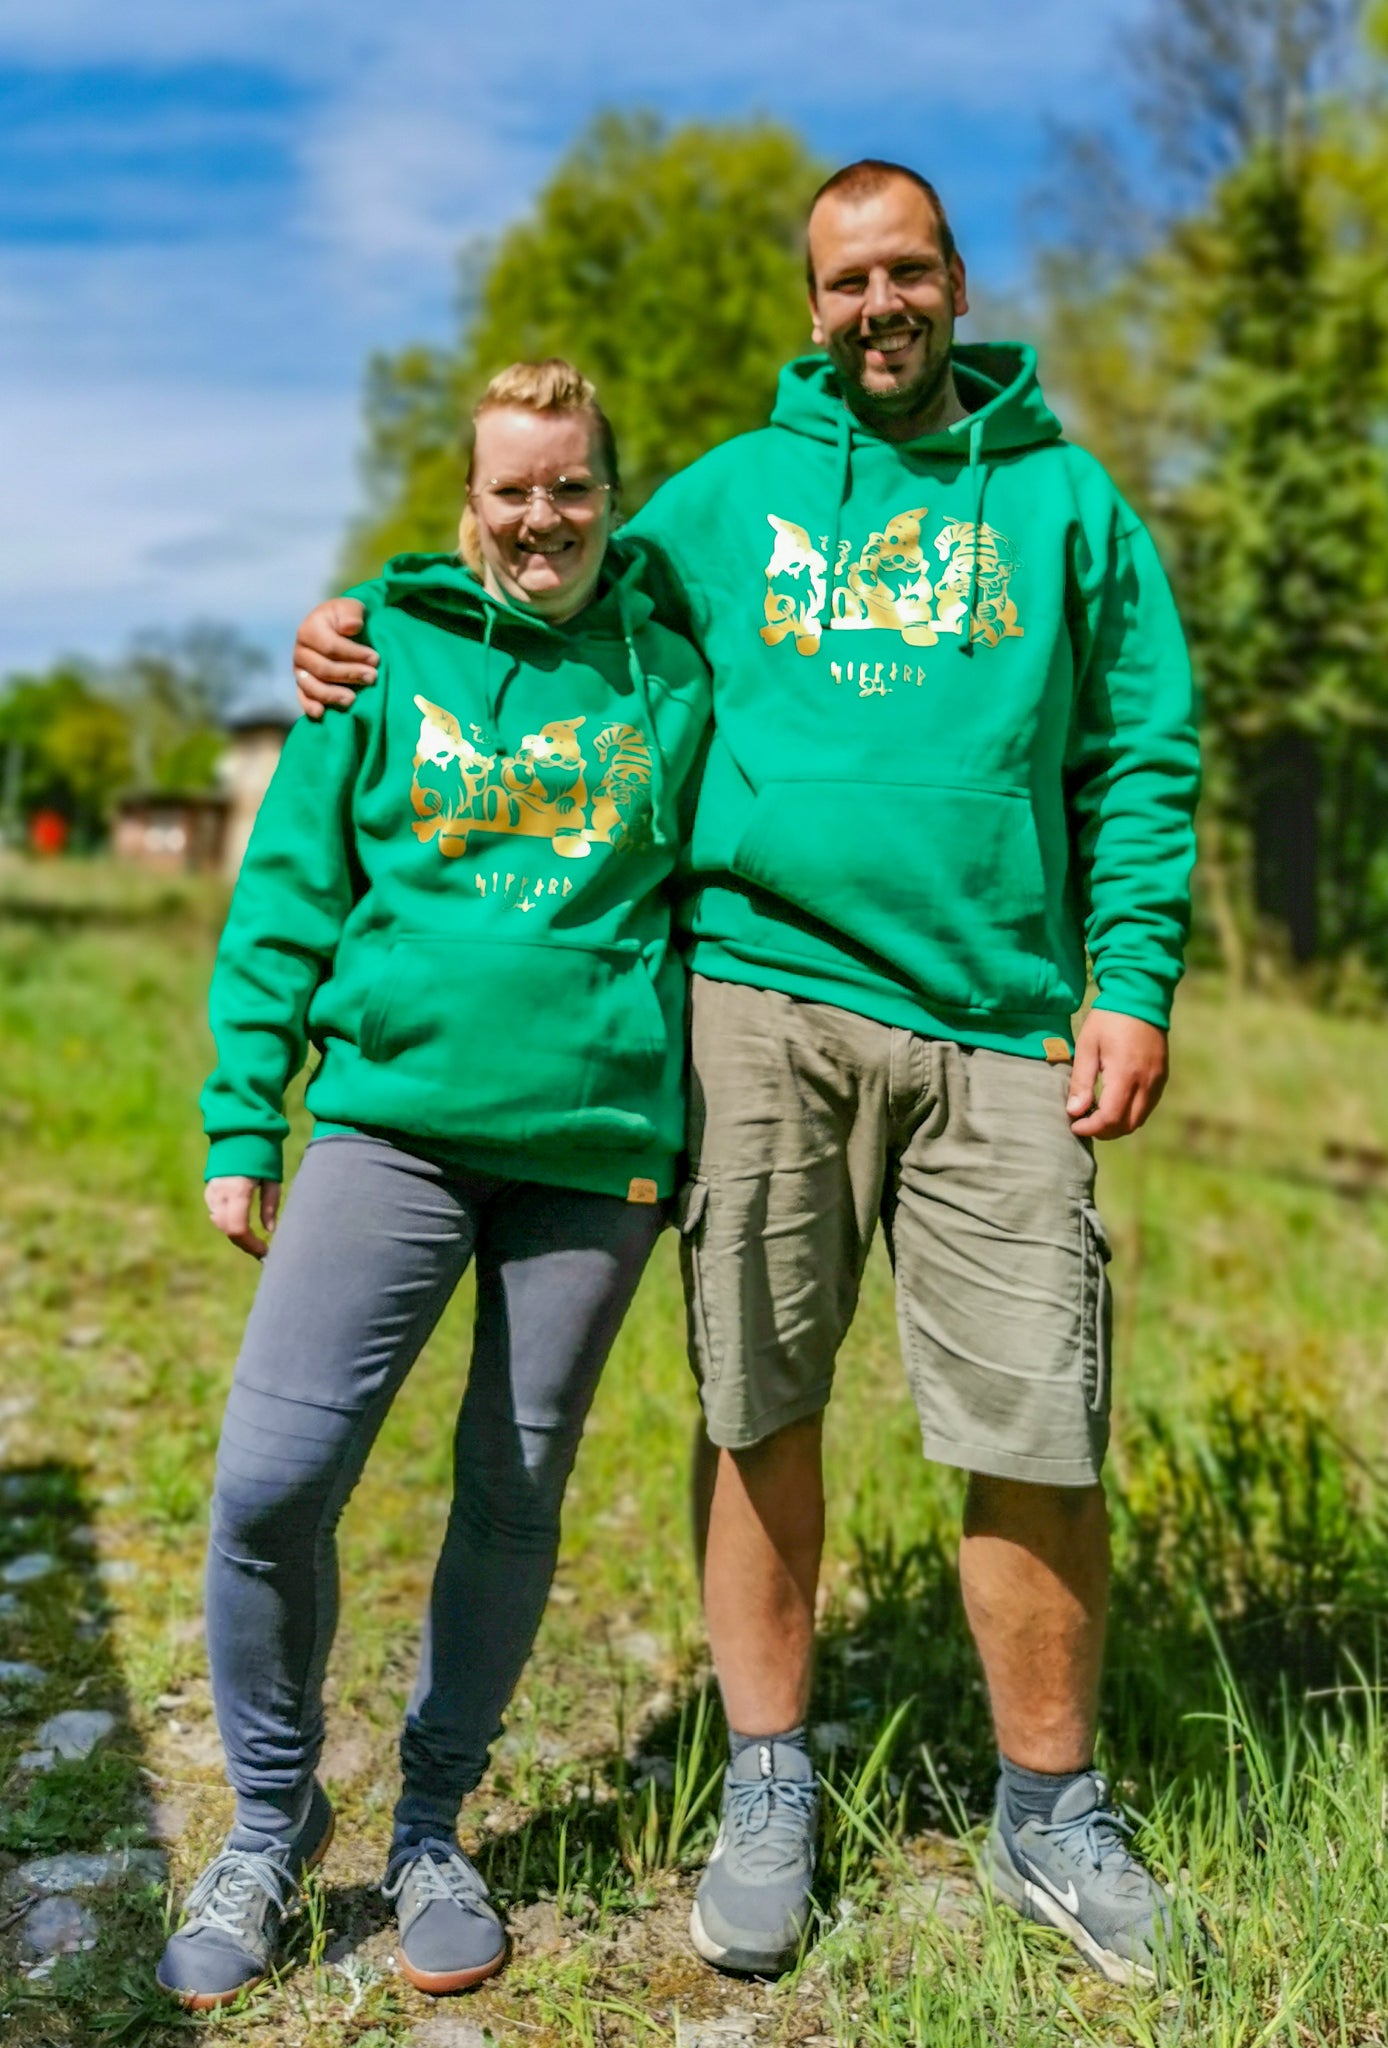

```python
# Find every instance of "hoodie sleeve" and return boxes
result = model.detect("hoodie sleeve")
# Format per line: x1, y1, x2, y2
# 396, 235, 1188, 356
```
199, 697, 368, 1182
1065, 507, 1200, 1032
622, 473, 716, 648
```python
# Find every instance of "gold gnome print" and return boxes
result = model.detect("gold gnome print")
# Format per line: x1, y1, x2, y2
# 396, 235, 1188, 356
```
410, 698, 653, 861
759, 506, 1024, 655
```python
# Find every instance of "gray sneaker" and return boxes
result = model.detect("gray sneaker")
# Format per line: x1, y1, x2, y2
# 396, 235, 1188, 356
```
690, 1740, 819, 1977
985, 1770, 1175, 1985
156, 1782, 334, 2009
382, 1839, 506, 1994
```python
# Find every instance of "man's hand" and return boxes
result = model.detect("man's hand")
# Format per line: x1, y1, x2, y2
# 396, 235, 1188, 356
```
293, 598, 376, 719
206, 1176, 282, 1259
1066, 1010, 1168, 1140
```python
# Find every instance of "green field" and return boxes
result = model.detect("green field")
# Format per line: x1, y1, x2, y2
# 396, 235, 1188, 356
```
3, 858, 1388, 2046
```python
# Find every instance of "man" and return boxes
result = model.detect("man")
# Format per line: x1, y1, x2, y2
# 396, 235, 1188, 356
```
292, 160, 1199, 1988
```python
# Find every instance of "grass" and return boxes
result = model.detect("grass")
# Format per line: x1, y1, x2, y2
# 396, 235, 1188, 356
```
3, 854, 1388, 2042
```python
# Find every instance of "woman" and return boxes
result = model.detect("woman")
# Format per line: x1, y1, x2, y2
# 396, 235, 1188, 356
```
157, 360, 710, 2008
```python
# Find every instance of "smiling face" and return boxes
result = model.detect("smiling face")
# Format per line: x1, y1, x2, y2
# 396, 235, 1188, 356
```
808, 177, 969, 438
466, 405, 615, 622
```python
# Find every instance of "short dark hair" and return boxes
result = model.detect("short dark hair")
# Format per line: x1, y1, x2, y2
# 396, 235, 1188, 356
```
806, 159, 957, 290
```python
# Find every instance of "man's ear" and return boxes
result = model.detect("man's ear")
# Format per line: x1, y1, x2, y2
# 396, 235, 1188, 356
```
808, 289, 825, 346
950, 254, 969, 322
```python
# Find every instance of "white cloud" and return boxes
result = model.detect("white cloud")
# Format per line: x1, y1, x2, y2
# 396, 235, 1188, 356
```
295, 90, 546, 291
3, 372, 354, 671
0, 0, 331, 66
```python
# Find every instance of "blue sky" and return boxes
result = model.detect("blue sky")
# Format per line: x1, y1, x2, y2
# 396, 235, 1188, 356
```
0, 0, 1143, 688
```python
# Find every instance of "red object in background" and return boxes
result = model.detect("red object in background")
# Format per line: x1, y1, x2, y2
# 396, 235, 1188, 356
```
28, 809, 68, 856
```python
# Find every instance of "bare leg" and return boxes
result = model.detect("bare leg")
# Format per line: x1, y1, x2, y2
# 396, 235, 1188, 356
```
959, 1475, 1109, 1771
690, 1419, 718, 1584
702, 1416, 824, 1735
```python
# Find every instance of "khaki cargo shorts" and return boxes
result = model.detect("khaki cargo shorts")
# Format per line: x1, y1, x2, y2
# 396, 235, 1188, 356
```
678, 975, 1113, 1486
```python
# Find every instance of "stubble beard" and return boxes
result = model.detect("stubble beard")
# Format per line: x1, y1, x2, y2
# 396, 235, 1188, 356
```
831, 280, 959, 438
841, 340, 955, 437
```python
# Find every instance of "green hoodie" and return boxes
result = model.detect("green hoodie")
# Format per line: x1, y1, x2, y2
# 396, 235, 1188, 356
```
201, 553, 711, 1199
624, 345, 1200, 1054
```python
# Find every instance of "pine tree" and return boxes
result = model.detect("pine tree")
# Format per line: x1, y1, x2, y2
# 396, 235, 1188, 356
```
1170, 144, 1388, 967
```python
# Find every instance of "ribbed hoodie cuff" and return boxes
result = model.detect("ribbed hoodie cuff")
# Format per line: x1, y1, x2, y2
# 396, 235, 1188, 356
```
1089, 971, 1175, 1033
205, 1134, 285, 1184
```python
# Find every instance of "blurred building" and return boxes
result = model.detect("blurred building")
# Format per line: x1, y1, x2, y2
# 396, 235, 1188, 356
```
112, 791, 228, 874
219, 707, 295, 880
112, 705, 295, 878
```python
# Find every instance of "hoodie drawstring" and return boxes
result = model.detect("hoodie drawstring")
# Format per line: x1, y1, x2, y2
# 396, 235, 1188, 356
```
825, 409, 853, 636
614, 575, 669, 851
481, 605, 524, 732
824, 403, 989, 656
963, 417, 989, 661
480, 605, 496, 721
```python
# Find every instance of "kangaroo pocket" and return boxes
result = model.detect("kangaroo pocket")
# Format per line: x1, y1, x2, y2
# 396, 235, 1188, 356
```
349, 933, 670, 1151
731, 779, 1053, 1016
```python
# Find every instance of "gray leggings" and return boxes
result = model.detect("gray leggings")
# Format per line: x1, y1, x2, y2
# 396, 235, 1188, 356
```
206, 1135, 663, 1847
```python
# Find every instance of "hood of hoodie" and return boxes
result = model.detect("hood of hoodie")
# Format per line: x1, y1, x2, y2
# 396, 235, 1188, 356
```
768, 344, 1063, 457
378, 547, 657, 639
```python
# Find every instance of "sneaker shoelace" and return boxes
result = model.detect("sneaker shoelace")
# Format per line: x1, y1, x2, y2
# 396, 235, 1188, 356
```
1035, 1798, 1136, 1876
382, 1846, 488, 1912
182, 1849, 294, 1946
724, 1773, 818, 1880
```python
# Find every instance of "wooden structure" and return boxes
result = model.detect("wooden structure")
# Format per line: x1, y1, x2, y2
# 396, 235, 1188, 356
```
220, 709, 295, 880
111, 706, 295, 878
112, 792, 229, 875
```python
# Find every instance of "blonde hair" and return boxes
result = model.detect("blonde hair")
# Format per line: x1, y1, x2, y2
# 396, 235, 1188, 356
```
460, 358, 619, 573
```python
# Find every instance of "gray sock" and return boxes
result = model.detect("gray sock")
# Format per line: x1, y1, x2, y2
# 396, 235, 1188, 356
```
998, 1754, 1092, 1827
729, 1723, 808, 1769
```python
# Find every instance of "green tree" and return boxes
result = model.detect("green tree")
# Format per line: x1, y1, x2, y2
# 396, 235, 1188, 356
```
342, 111, 824, 580
1127, 0, 1362, 184
0, 668, 133, 845
1168, 145, 1388, 970
0, 623, 272, 848
113, 622, 269, 791
1035, 0, 1388, 986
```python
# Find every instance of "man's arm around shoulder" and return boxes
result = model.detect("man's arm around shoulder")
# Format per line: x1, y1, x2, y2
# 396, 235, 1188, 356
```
294, 583, 384, 717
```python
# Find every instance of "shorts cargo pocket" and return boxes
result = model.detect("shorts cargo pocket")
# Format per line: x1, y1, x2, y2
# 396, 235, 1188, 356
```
1078, 1203, 1113, 1415
676, 1177, 720, 1385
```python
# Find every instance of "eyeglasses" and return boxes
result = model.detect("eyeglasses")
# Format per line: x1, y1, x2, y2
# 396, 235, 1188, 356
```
474, 477, 614, 522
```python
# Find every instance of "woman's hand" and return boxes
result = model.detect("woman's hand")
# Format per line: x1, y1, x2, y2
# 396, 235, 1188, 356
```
205, 1176, 282, 1259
